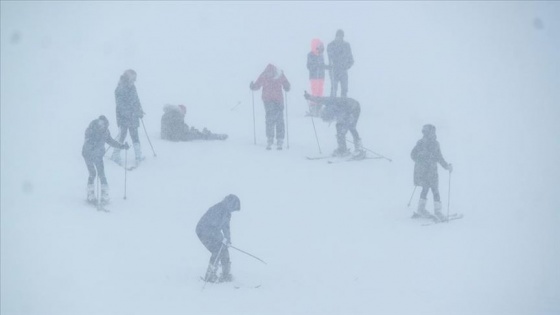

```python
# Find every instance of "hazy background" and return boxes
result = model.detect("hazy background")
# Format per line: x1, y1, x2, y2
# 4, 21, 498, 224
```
2, 1, 559, 314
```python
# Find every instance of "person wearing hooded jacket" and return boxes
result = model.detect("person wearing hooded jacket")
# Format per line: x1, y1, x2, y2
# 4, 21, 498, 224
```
250, 64, 291, 150
306, 38, 329, 117
411, 124, 453, 221
111, 69, 145, 167
160, 104, 227, 141
82, 115, 129, 203
304, 91, 364, 157
196, 194, 241, 283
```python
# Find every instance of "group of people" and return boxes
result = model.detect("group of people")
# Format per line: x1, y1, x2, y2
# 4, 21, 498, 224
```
81, 29, 453, 284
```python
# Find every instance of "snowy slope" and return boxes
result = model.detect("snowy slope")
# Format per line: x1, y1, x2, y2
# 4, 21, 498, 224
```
2, 2, 560, 315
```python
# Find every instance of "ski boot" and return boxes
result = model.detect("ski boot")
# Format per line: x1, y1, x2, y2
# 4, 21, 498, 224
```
411, 198, 432, 219
100, 184, 110, 204
433, 201, 447, 222
111, 148, 122, 165
332, 147, 350, 158
218, 262, 233, 282
203, 263, 218, 283
266, 139, 273, 151
277, 140, 283, 151
133, 142, 145, 167
86, 184, 96, 203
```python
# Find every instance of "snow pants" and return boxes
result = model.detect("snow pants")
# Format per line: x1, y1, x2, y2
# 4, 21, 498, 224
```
84, 156, 107, 185
118, 126, 140, 145
309, 79, 325, 113
197, 230, 231, 268
420, 182, 441, 202
264, 101, 285, 145
330, 69, 348, 97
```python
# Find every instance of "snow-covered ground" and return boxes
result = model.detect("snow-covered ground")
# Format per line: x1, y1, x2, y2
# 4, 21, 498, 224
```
2, 2, 559, 314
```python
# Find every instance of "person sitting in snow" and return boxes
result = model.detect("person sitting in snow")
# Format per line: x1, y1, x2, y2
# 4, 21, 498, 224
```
196, 194, 241, 283
303, 91, 364, 157
250, 64, 291, 150
160, 104, 227, 141
411, 124, 453, 221
82, 115, 129, 204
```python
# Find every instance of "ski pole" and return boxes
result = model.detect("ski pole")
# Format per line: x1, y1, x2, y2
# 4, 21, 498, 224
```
96, 176, 101, 211
252, 91, 256, 145
311, 116, 322, 154
124, 149, 127, 200
407, 186, 417, 207
140, 118, 157, 157
447, 169, 452, 221
345, 139, 392, 162
228, 244, 267, 265
285, 90, 290, 149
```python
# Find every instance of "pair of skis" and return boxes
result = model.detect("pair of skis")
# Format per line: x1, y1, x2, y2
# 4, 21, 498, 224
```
419, 213, 464, 226
306, 152, 381, 163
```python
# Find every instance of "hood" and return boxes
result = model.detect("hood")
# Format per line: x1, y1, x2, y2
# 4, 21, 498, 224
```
263, 64, 282, 79
163, 104, 185, 115
310, 38, 323, 56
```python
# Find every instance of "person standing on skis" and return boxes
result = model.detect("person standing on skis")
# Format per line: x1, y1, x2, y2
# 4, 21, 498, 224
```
250, 64, 291, 150
111, 69, 145, 167
196, 194, 241, 283
304, 91, 364, 157
306, 38, 329, 117
82, 115, 129, 204
411, 124, 453, 221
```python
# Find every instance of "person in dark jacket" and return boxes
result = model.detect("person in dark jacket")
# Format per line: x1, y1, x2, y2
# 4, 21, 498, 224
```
111, 69, 145, 167
307, 38, 329, 117
327, 29, 354, 97
250, 64, 291, 150
160, 104, 227, 141
410, 124, 453, 221
196, 194, 241, 283
304, 91, 364, 157
82, 115, 129, 203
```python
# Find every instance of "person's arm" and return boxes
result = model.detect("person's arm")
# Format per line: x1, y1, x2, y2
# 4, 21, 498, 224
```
436, 142, 451, 171
105, 131, 128, 149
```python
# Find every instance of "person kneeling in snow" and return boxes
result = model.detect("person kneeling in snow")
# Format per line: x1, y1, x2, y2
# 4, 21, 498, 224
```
160, 104, 228, 141
196, 194, 241, 283
303, 91, 364, 157
82, 115, 129, 204
411, 124, 453, 221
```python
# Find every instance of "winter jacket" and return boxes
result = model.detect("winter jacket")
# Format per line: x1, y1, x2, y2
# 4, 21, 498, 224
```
411, 137, 449, 187
115, 79, 143, 128
305, 94, 360, 127
327, 39, 354, 72
82, 118, 124, 160
161, 105, 190, 141
307, 39, 327, 79
196, 196, 240, 243
251, 64, 291, 103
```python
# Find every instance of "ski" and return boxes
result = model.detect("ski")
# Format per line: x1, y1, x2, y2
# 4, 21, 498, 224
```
327, 155, 382, 164
421, 213, 463, 226
306, 155, 332, 160
200, 276, 260, 289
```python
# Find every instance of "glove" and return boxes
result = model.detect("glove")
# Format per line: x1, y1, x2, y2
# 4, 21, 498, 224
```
122, 142, 130, 150
447, 163, 453, 173
249, 81, 255, 90
139, 111, 145, 119
222, 238, 231, 246
303, 91, 310, 100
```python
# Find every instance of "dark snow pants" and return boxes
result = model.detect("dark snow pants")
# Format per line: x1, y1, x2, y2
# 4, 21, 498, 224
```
118, 126, 140, 144
420, 184, 441, 202
197, 230, 230, 268
330, 69, 348, 97
84, 156, 107, 185
264, 101, 285, 144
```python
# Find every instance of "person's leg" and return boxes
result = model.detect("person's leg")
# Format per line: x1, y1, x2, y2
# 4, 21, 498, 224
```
274, 103, 285, 148
84, 157, 96, 201
413, 186, 431, 218
129, 127, 144, 165
94, 159, 110, 203
264, 102, 275, 149
331, 70, 340, 97
219, 248, 232, 281
340, 71, 349, 97
334, 123, 349, 156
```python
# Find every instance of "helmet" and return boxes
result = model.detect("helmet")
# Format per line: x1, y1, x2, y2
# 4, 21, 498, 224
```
224, 194, 240, 211
422, 124, 436, 138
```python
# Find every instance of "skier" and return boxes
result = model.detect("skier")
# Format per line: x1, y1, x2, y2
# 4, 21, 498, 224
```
303, 91, 364, 157
411, 124, 453, 221
250, 64, 291, 150
327, 29, 354, 97
196, 194, 241, 283
82, 115, 129, 204
306, 38, 329, 117
160, 104, 227, 141
111, 69, 145, 167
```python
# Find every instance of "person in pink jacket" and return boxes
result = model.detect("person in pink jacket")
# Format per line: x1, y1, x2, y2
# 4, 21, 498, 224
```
306, 38, 329, 117
250, 64, 291, 150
